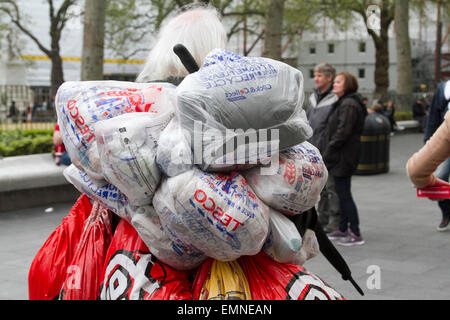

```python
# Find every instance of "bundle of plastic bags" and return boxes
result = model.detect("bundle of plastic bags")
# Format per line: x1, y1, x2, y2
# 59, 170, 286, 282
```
49, 48, 331, 289
130, 204, 207, 270
95, 111, 172, 205
160, 48, 312, 172
55, 81, 176, 183
152, 168, 270, 261
243, 142, 328, 215
63, 164, 206, 270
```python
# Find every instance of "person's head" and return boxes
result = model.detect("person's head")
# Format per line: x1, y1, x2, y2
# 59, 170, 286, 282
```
362, 97, 368, 105
371, 103, 383, 112
313, 63, 336, 93
136, 5, 227, 82
333, 72, 358, 98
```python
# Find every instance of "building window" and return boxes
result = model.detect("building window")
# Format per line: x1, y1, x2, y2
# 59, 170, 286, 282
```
309, 45, 316, 54
328, 43, 334, 54
358, 68, 366, 79
359, 41, 366, 53
309, 69, 314, 79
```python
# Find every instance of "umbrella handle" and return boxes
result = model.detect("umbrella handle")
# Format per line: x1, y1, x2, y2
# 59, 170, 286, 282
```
173, 44, 199, 74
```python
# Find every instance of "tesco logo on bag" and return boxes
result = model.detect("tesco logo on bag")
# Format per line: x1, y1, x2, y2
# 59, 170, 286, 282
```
194, 189, 244, 231
66, 99, 96, 143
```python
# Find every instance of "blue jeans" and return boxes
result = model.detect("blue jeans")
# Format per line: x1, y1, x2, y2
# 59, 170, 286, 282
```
435, 158, 450, 217
334, 176, 361, 236
61, 151, 72, 166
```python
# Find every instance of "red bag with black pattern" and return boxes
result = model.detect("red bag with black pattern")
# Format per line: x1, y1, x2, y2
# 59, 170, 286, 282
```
238, 251, 345, 300
98, 219, 192, 300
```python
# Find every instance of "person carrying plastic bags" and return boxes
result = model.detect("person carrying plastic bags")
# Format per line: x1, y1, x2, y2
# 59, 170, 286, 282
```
28, 4, 354, 300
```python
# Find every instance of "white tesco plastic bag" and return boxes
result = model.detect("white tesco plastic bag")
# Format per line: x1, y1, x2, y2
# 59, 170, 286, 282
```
243, 142, 328, 215
64, 164, 205, 270
130, 205, 207, 270
152, 168, 270, 261
156, 116, 194, 177
263, 209, 319, 266
175, 49, 312, 172
55, 81, 176, 182
64, 164, 136, 223
95, 111, 174, 205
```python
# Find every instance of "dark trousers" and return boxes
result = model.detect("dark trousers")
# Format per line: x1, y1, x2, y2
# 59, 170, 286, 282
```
334, 176, 361, 236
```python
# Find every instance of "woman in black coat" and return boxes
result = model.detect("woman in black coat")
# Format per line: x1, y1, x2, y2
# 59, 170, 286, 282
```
324, 72, 368, 246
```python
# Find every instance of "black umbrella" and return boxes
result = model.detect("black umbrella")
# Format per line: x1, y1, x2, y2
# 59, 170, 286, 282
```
290, 207, 364, 296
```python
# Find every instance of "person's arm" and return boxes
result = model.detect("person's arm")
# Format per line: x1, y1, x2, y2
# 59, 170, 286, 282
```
53, 128, 63, 146
406, 113, 450, 188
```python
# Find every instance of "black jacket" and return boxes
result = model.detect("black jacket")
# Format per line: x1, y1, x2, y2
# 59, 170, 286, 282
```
323, 93, 368, 177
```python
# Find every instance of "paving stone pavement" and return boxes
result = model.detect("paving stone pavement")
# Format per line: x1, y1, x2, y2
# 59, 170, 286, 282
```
0, 132, 449, 300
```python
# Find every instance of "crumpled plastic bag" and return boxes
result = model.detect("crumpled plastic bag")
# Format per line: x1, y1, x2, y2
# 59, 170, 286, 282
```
192, 258, 252, 300
238, 251, 344, 300
130, 205, 207, 270
243, 142, 328, 215
175, 48, 312, 172
63, 165, 206, 270
63, 164, 135, 223
263, 209, 319, 266
99, 219, 193, 300
152, 168, 270, 261
28, 194, 93, 300
156, 116, 194, 177
59, 200, 113, 300
95, 111, 174, 206
55, 80, 176, 182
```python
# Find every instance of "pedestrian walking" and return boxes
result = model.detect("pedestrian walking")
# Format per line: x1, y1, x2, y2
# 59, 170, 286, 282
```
323, 72, 368, 246
305, 63, 340, 233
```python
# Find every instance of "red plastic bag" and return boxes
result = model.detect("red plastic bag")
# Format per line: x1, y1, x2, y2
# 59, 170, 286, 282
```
59, 201, 113, 300
28, 194, 92, 300
98, 219, 193, 300
238, 251, 345, 300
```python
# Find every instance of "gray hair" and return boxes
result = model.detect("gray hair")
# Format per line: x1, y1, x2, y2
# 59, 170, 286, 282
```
314, 63, 336, 79
136, 5, 227, 82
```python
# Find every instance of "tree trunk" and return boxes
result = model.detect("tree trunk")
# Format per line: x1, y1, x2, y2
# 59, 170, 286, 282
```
372, 2, 392, 100
81, 0, 107, 81
373, 31, 389, 99
50, 54, 65, 99
262, 0, 285, 60
395, 0, 413, 111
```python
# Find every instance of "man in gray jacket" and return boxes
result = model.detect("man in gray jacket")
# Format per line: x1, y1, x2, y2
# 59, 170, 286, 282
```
306, 63, 340, 233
